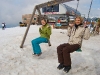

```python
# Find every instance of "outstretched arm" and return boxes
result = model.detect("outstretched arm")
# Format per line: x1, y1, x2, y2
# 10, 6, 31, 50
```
39, 26, 43, 35
83, 28, 90, 40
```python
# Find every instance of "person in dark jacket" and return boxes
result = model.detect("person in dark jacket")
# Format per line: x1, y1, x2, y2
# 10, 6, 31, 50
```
31, 18, 52, 56
57, 16, 90, 73
2, 23, 4, 30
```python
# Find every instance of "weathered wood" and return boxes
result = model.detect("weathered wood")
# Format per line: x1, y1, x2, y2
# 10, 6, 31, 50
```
37, 0, 74, 8
20, 6, 37, 48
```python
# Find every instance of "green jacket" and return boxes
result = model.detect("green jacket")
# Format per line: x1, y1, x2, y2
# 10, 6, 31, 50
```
39, 24, 52, 39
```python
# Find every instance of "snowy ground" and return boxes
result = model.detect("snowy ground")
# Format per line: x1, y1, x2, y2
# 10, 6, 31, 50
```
0, 25, 100, 75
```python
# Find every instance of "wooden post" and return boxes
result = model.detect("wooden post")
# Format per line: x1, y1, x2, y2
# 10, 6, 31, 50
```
37, 7, 42, 25
20, 6, 37, 48
37, 6, 42, 16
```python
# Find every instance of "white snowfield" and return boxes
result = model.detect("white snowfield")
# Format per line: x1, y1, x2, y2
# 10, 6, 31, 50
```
0, 25, 100, 75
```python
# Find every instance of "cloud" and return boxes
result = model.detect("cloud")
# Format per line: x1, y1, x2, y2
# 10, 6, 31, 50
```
0, 0, 49, 27
97, 8, 100, 10
0, 0, 100, 27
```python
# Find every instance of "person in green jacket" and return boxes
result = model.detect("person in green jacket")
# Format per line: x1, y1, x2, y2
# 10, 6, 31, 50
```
31, 18, 52, 56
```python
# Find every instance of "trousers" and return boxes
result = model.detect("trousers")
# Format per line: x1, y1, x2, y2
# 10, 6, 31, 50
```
57, 43, 80, 66
31, 37, 48, 54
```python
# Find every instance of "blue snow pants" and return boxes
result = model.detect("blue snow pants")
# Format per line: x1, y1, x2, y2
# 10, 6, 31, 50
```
31, 37, 48, 54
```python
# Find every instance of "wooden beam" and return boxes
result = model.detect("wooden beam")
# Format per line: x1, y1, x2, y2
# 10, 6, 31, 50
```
36, 7, 42, 25
37, 0, 74, 8
20, 6, 37, 48
36, 6, 42, 16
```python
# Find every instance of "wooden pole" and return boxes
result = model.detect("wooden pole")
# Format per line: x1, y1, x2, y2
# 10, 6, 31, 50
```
87, 0, 93, 19
37, 7, 42, 25
37, 7, 42, 16
75, 0, 80, 16
20, 6, 37, 48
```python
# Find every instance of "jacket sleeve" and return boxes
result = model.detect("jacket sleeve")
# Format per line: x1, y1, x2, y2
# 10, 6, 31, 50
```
83, 28, 90, 40
67, 26, 72, 37
46, 26, 52, 36
39, 27, 42, 35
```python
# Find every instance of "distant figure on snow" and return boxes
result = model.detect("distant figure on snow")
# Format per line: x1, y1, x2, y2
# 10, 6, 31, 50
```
2, 23, 6, 30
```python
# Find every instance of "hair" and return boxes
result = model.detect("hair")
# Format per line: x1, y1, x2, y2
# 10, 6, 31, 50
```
75, 16, 83, 24
41, 18, 48, 23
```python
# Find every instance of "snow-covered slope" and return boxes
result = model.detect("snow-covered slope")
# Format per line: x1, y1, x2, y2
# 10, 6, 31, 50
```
0, 25, 100, 75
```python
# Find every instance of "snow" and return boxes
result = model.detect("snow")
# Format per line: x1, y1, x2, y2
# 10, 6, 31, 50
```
0, 25, 100, 75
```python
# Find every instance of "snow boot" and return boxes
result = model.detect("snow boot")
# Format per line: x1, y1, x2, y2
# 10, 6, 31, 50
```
32, 53, 36, 55
63, 66, 71, 73
35, 52, 42, 56
57, 63, 64, 70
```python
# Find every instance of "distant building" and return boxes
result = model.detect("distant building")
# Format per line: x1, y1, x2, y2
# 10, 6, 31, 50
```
41, 4, 81, 25
21, 4, 81, 25
22, 14, 39, 25
42, 4, 81, 16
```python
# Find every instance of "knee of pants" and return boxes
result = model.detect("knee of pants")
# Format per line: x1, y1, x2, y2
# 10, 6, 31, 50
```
31, 40, 36, 44
63, 47, 69, 53
57, 46, 63, 54
57, 45, 62, 50
57, 49, 60, 54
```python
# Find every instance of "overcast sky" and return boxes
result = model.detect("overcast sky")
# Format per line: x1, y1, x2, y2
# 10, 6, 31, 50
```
0, 0, 100, 27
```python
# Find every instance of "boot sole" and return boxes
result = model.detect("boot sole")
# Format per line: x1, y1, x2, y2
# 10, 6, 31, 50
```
57, 67, 64, 70
63, 68, 71, 73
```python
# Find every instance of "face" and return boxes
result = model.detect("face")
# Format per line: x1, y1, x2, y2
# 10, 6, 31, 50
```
75, 18, 81, 25
41, 20, 46, 25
